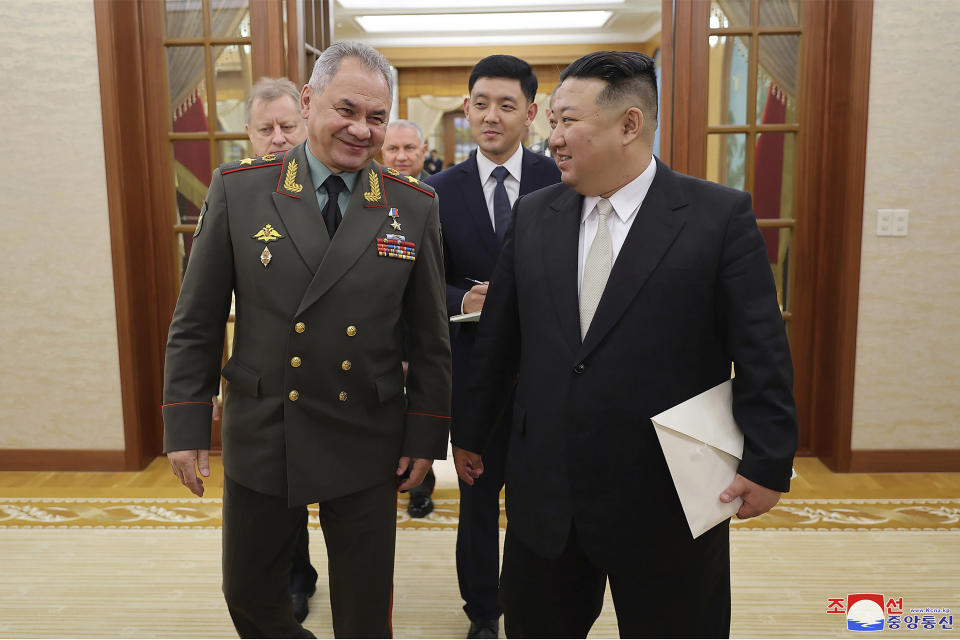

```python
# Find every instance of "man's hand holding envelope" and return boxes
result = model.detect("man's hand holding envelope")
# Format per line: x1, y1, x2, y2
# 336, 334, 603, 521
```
719, 473, 782, 519
651, 379, 783, 538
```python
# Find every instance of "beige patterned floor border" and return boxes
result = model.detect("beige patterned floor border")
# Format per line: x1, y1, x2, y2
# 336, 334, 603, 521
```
1, 492, 958, 531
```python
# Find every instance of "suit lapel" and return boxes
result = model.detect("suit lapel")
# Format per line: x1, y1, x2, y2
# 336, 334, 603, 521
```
577, 159, 687, 360
518, 148, 549, 196
541, 186, 584, 355
518, 148, 537, 196
458, 152, 501, 259
271, 144, 329, 274
296, 160, 388, 316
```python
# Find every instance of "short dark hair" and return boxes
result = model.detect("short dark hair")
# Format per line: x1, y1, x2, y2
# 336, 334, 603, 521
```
559, 51, 658, 123
468, 55, 538, 104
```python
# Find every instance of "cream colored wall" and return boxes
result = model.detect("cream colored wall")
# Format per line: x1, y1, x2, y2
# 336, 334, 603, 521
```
852, 0, 960, 450
0, 1, 124, 449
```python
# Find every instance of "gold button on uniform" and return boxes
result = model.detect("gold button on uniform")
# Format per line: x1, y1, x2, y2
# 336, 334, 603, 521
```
288, 390, 300, 401
338, 391, 348, 402
341, 360, 352, 371
346, 325, 357, 337
295, 322, 306, 333
290, 356, 302, 368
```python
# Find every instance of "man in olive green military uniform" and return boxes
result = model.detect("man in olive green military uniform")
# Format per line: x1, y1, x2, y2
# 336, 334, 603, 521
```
162, 41, 451, 638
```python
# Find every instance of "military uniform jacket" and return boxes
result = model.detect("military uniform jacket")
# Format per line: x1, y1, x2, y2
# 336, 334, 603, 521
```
162, 143, 452, 507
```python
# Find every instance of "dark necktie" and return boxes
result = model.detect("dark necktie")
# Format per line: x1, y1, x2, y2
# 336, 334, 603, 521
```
491, 165, 511, 245
321, 175, 347, 238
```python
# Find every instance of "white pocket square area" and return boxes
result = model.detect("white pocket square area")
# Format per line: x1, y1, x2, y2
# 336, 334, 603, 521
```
651, 380, 743, 539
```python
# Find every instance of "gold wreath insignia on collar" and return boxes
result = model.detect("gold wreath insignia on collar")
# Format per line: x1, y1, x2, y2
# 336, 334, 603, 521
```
364, 168, 382, 203
283, 159, 303, 193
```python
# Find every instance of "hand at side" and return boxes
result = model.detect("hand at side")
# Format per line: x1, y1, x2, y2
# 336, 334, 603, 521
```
452, 446, 484, 486
168, 449, 211, 497
396, 457, 434, 492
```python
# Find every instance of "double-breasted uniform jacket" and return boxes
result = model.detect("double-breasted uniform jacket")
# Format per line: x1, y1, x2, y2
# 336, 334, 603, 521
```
162, 143, 452, 507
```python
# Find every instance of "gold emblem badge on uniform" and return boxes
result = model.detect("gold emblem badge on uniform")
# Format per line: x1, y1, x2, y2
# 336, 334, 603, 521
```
252, 223, 284, 267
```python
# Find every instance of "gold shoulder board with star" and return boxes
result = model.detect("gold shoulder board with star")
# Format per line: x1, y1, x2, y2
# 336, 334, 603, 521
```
222, 153, 286, 175
383, 169, 435, 198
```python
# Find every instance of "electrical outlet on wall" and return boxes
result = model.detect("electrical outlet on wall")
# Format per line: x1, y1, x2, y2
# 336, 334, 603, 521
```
892, 209, 909, 236
877, 209, 909, 237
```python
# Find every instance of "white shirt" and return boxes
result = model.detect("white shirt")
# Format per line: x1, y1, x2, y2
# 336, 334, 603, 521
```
476, 144, 524, 228
460, 145, 526, 313
578, 157, 658, 296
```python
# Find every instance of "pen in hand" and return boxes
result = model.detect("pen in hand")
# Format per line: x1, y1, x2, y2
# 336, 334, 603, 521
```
464, 277, 486, 286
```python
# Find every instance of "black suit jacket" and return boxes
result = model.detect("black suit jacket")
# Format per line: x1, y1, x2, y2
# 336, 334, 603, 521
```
453, 158, 797, 568
425, 148, 560, 416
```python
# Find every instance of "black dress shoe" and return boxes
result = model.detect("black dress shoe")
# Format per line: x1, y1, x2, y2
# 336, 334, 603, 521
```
467, 619, 498, 639
292, 587, 315, 623
407, 494, 434, 518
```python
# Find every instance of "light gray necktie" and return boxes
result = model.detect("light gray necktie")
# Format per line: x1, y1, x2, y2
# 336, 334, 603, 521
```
580, 198, 614, 339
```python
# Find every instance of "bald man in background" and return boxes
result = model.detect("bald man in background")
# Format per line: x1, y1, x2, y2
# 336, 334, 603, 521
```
381, 120, 431, 183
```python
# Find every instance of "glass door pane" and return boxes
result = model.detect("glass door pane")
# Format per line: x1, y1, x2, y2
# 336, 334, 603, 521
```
709, 35, 750, 126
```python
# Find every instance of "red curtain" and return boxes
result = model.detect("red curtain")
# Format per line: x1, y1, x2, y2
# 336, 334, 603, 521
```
173, 88, 211, 260
753, 82, 786, 263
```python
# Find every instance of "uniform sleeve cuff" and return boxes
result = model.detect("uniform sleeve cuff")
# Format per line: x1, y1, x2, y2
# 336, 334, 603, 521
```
162, 402, 214, 452
402, 411, 451, 460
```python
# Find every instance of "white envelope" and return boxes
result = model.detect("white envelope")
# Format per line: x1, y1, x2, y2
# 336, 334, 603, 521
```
650, 379, 743, 538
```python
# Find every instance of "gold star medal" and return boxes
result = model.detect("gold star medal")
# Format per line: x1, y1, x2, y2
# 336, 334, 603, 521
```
252, 224, 283, 267
388, 208, 401, 231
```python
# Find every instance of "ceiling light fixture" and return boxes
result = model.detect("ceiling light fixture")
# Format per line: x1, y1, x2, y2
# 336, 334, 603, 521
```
340, 0, 623, 8
356, 11, 613, 32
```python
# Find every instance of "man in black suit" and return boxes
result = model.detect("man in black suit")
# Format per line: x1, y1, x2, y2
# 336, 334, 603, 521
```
425, 55, 561, 639
453, 51, 797, 638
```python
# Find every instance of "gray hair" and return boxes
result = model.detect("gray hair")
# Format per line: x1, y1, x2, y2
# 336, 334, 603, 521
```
308, 41, 394, 100
386, 119, 424, 144
245, 77, 301, 124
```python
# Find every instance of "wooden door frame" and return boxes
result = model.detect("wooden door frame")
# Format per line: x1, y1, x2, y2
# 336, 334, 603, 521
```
81, 0, 304, 471
94, 0, 173, 471
661, 0, 874, 471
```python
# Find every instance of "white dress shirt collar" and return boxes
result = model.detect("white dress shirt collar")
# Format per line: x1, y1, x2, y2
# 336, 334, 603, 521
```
476, 143, 524, 186
577, 156, 658, 296
581, 156, 658, 224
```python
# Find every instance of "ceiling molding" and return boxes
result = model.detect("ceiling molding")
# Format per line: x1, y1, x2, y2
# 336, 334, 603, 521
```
379, 40, 660, 67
